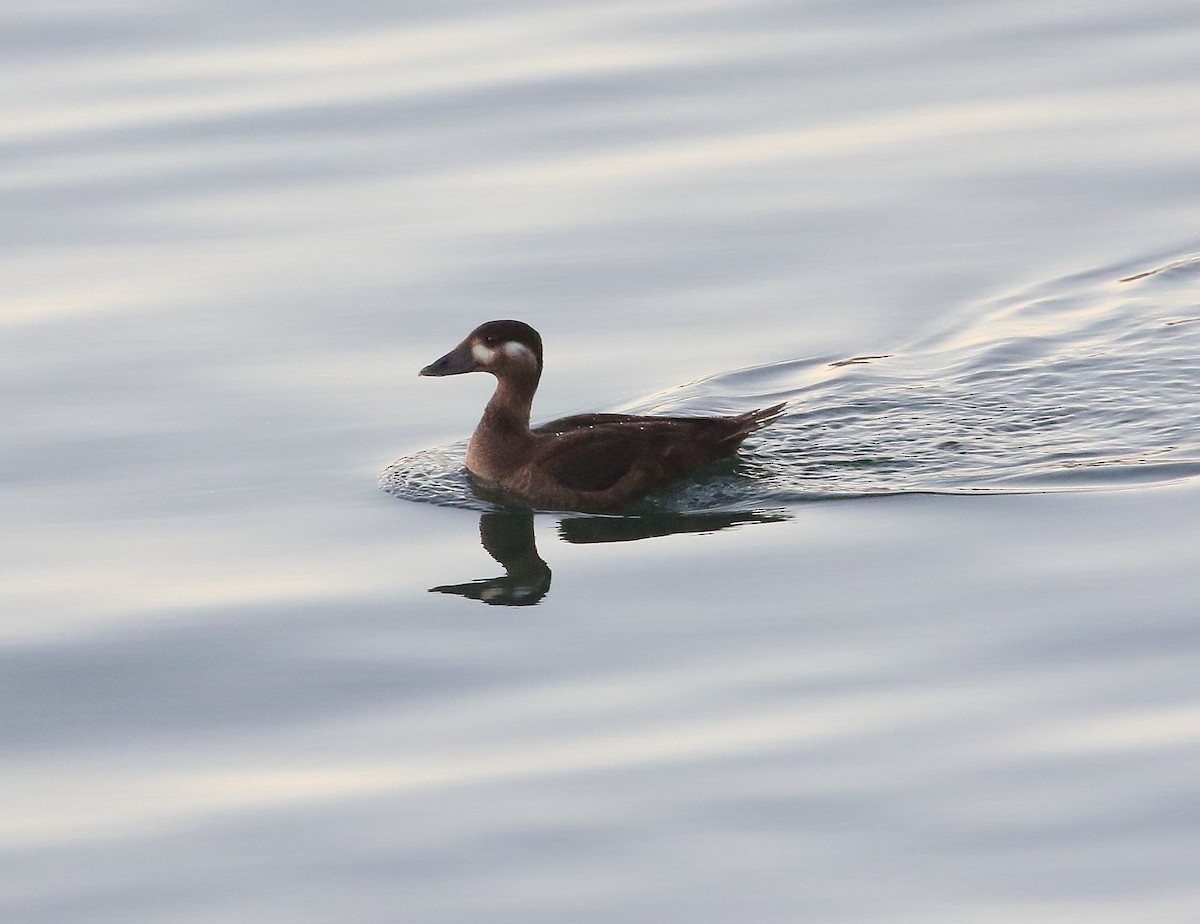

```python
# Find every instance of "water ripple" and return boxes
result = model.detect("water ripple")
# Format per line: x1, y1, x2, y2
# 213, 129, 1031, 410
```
383, 247, 1200, 512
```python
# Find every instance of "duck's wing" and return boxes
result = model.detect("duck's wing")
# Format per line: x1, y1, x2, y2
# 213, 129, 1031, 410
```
532, 427, 647, 493
533, 405, 788, 494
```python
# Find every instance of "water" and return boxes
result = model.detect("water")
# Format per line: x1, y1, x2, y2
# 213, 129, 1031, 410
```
4, 2, 1200, 921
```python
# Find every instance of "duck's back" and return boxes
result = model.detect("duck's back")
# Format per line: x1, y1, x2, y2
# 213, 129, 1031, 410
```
526, 404, 785, 499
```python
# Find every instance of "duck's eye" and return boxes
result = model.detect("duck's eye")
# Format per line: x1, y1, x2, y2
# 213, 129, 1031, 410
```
482, 336, 497, 346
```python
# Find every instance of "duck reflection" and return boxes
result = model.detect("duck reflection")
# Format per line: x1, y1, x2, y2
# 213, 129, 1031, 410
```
430, 511, 552, 606
557, 509, 786, 544
430, 507, 787, 607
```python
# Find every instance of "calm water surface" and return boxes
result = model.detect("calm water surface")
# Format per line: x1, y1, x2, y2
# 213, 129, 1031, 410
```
3, 2, 1200, 921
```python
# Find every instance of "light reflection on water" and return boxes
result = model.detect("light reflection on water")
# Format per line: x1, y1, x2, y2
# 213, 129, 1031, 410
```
8, 485, 1199, 922
5, 0, 1200, 921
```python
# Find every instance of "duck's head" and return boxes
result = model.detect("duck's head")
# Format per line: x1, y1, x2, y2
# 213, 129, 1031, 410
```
420, 320, 544, 380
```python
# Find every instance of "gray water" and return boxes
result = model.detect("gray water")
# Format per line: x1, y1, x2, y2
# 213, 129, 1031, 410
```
4, 2, 1200, 922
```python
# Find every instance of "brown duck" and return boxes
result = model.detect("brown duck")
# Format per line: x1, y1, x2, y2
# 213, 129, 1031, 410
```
420, 320, 785, 513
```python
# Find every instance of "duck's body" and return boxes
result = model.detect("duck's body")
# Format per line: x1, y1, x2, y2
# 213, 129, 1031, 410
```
420, 320, 785, 513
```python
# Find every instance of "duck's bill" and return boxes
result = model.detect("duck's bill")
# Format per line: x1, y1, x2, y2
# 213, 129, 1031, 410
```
420, 345, 476, 376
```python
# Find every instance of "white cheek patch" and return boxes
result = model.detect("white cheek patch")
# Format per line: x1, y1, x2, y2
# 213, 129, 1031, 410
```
502, 341, 536, 364
472, 343, 496, 365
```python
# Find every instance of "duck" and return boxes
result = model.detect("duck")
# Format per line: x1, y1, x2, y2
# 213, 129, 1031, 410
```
419, 320, 786, 513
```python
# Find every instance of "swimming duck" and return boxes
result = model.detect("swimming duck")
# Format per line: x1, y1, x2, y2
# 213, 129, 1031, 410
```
420, 320, 785, 513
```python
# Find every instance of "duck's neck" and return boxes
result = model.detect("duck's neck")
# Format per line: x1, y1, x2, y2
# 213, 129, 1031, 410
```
467, 372, 539, 480
480, 372, 537, 433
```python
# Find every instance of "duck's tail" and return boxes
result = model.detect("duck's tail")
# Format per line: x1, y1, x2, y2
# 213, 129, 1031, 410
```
717, 401, 788, 448
740, 401, 788, 431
